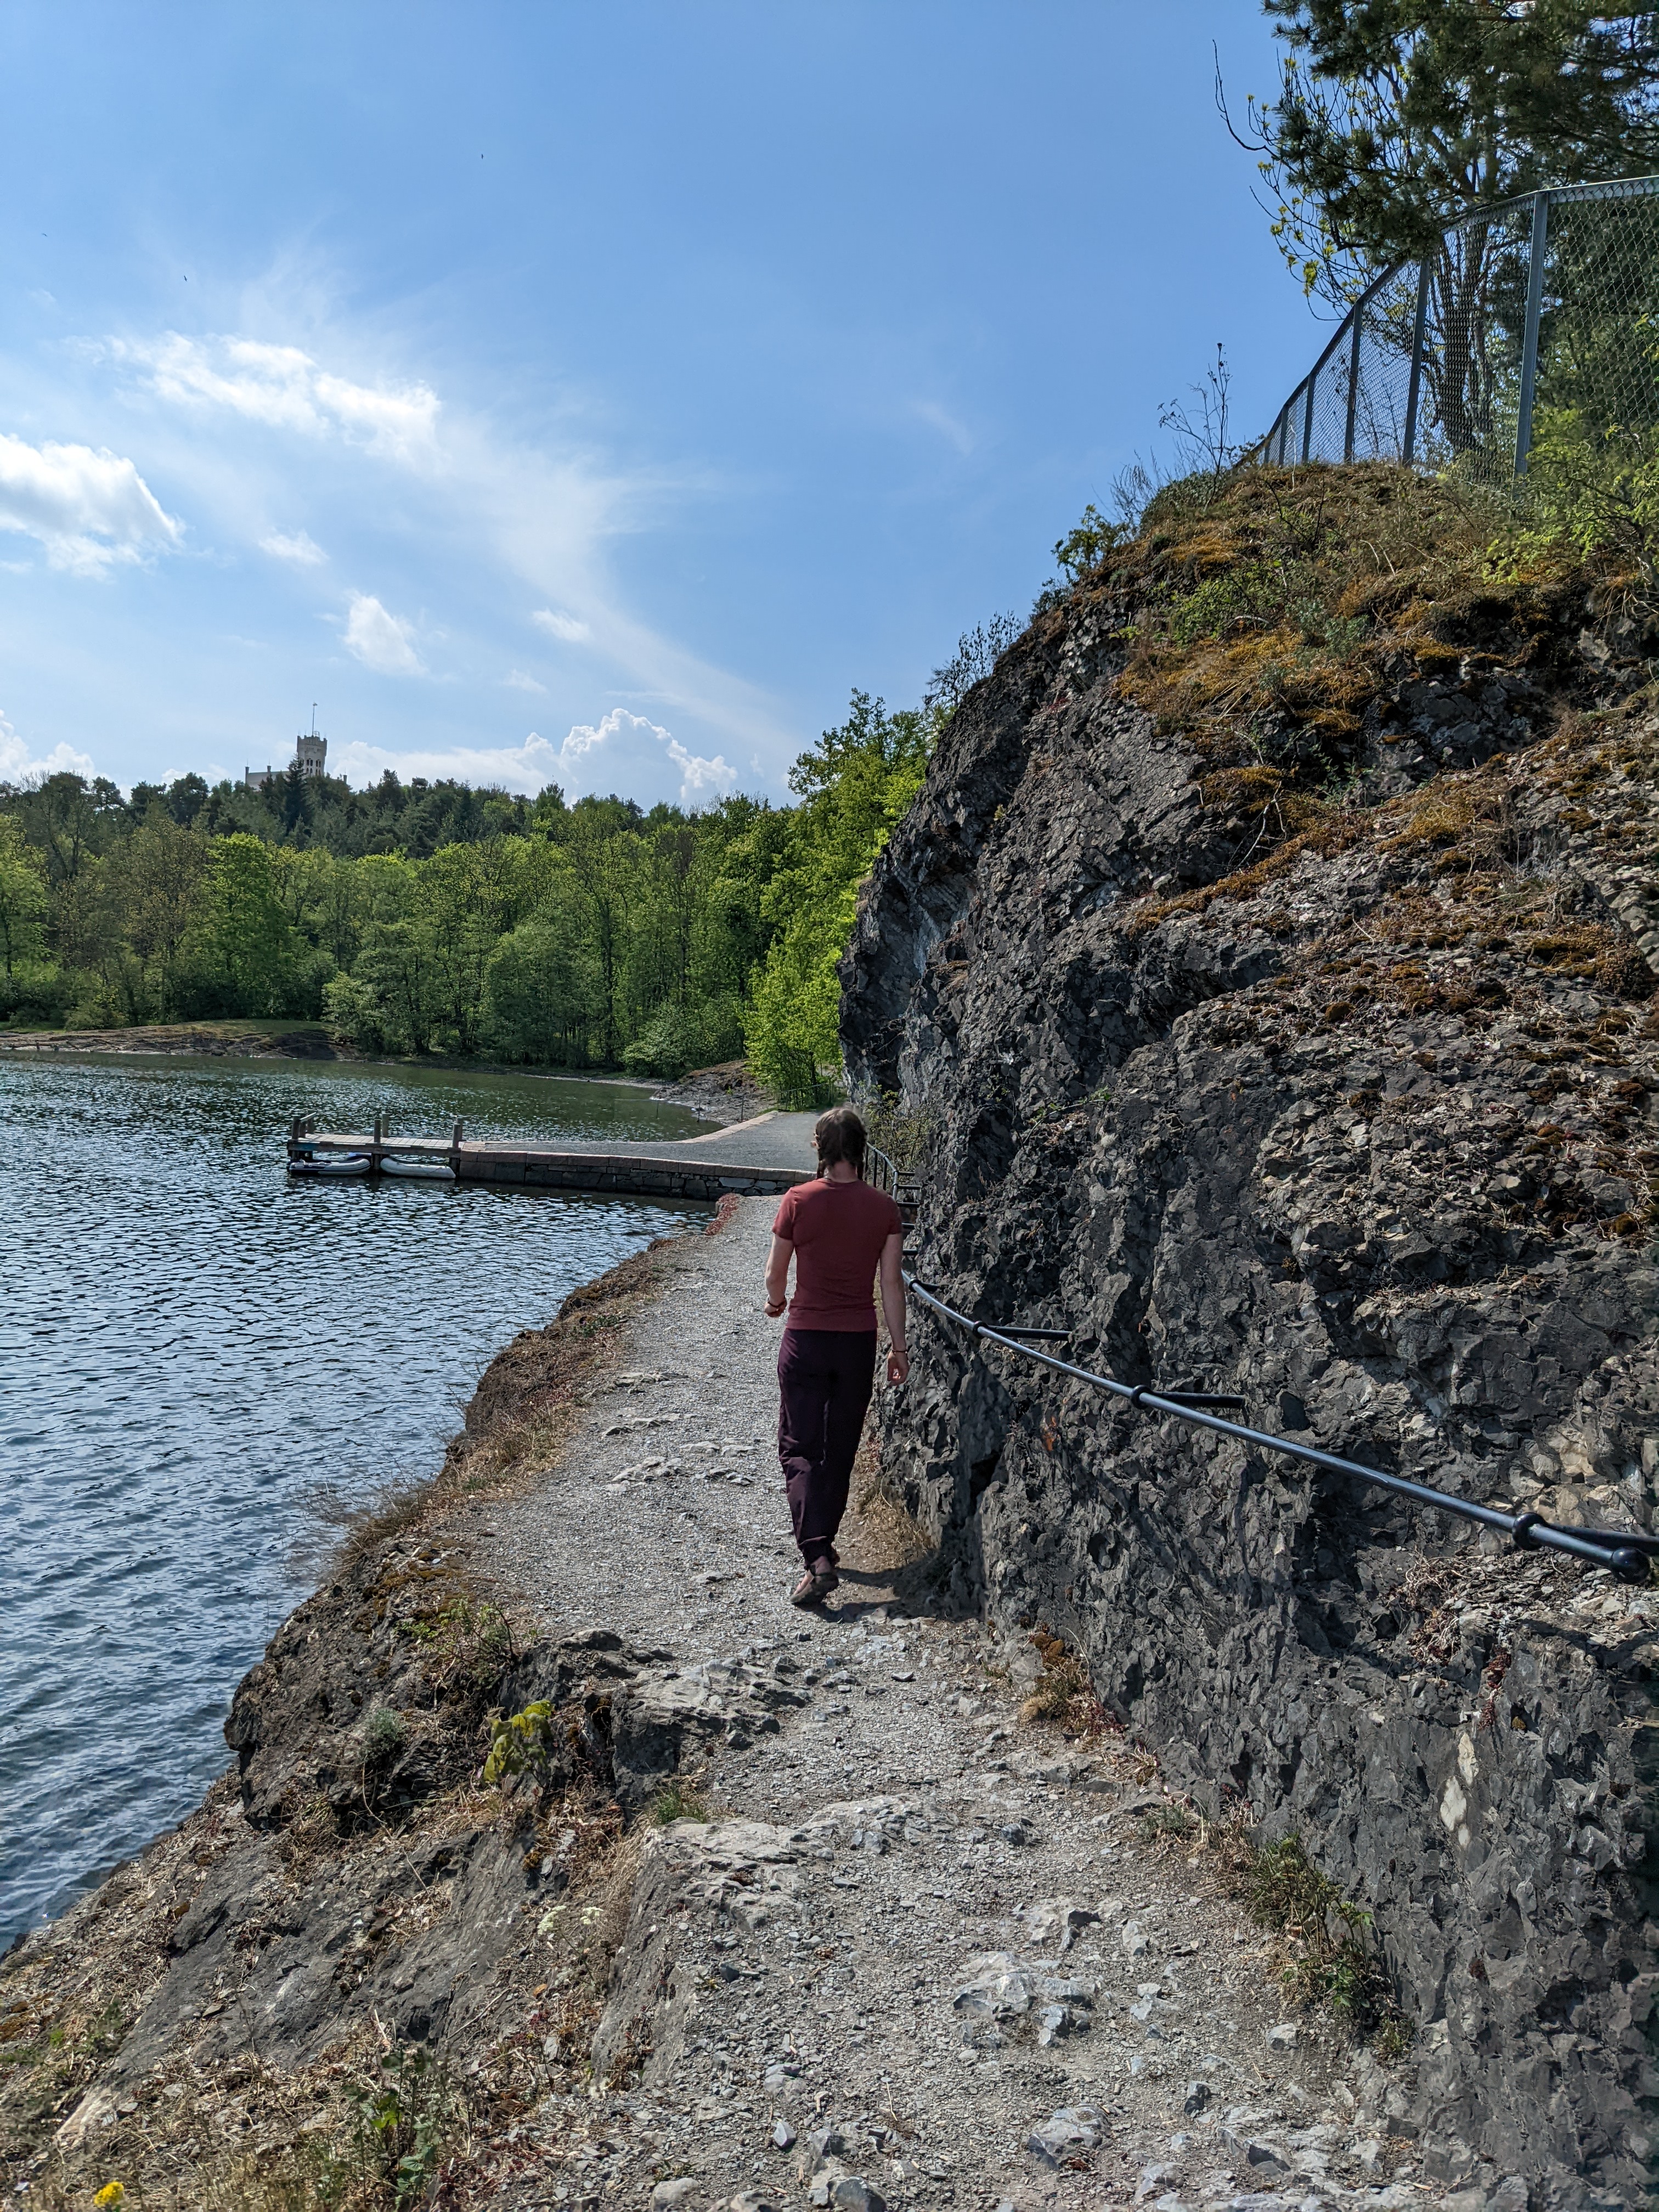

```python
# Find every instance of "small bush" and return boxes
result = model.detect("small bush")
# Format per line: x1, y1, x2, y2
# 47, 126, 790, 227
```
344, 2042, 467, 2207
857, 1090, 935, 1180
1505, 411, 1659, 607
651, 1778, 709, 1825
1138, 1805, 1197, 1842
1053, 503, 1132, 583
1018, 1628, 1110, 1739
482, 1699, 555, 1787
360, 1705, 408, 1765
1242, 1833, 1398, 2037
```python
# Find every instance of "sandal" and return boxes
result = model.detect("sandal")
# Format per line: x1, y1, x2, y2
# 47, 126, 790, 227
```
789, 1562, 839, 1608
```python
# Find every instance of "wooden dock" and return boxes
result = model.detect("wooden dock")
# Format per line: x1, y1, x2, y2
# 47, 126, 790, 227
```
285, 1118, 811, 1201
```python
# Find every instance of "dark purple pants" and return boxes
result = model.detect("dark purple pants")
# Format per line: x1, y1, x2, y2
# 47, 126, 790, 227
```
776, 1328, 878, 1566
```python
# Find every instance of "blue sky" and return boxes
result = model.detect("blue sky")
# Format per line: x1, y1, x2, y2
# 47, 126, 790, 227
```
0, 2, 1315, 808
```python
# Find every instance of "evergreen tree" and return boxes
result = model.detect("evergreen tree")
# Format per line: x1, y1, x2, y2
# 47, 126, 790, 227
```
1232, 2, 1659, 304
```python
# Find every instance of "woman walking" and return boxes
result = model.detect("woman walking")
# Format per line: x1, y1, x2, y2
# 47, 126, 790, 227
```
764, 1105, 908, 1607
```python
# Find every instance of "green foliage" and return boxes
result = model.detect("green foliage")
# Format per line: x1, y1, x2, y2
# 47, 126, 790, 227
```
651, 1778, 709, 1825
1236, 2, 1659, 306
482, 1700, 555, 1787
1243, 1833, 1398, 2038
342, 2043, 466, 2207
1505, 411, 1659, 602
621, 993, 742, 1079
200, 835, 302, 1016
1163, 493, 1333, 645
0, 817, 48, 979
1052, 504, 1131, 584
1168, 561, 1287, 645
0, 656, 950, 1080
743, 692, 933, 1107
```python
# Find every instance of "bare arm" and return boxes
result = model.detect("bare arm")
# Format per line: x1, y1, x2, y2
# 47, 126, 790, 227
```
764, 1234, 792, 1319
878, 1229, 909, 1384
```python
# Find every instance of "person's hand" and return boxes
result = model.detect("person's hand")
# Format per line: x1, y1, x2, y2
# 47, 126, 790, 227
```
887, 1345, 910, 1385
766, 1299, 786, 1319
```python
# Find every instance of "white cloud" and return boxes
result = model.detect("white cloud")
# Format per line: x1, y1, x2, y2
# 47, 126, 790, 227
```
503, 669, 546, 693
552, 707, 737, 806
343, 592, 426, 676
0, 704, 95, 785
261, 528, 325, 566
115, 334, 439, 464
0, 431, 179, 575
913, 399, 973, 454
532, 607, 591, 644
331, 708, 738, 808
55, 298, 792, 774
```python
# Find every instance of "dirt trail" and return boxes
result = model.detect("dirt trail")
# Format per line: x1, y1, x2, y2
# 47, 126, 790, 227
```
477, 1199, 1490, 2212
0, 1201, 1515, 2212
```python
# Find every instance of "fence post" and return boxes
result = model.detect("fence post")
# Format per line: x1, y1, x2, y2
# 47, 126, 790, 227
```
1301, 370, 1317, 464
1514, 190, 1551, 477
1342, 301, 1364, 462
1401, 258, 1432, 464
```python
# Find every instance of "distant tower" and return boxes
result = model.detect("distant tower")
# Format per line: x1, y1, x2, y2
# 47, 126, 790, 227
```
294, 706, 327, 780
246, 708, 326, 791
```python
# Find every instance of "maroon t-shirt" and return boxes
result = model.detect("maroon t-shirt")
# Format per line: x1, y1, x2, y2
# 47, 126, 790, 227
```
772, 1177, 904, 1332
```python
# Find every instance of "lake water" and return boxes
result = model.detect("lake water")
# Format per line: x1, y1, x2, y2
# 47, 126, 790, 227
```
0, 1056, 707, 1951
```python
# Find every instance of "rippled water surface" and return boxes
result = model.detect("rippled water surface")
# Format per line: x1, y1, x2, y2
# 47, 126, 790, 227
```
1, 1057, 706, 1949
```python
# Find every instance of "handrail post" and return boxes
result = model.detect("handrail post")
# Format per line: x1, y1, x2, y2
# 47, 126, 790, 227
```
1342, 301, 1364, 461
1514, 190, 1551, 477
1402, 258, 1432, 464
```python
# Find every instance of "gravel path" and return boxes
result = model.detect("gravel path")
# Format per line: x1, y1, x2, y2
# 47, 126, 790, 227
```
483, 1203, 1486, 2212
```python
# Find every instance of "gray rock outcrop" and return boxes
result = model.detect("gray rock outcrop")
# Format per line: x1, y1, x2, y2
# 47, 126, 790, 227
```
844, 553, 1659, 2203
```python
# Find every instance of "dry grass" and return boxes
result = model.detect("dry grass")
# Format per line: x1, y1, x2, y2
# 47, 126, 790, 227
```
1075, 464, 1541, 798
848, 1424, 930, 1575
1017, 1628, 1111, 1739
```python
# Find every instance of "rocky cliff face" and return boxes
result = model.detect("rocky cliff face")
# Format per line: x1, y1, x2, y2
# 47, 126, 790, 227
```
843, 466, 1659, 2205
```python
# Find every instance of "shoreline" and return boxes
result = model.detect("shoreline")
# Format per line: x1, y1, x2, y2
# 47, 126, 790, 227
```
0, 1227, 689, 2185
0, 1026, 771, 1126
2, 1200, 1479, 2211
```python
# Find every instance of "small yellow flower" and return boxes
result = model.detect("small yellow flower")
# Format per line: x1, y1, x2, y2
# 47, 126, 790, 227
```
93, 2186, 126, 2208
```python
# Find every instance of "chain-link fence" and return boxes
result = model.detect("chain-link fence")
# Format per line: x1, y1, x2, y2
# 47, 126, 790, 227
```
1248, 174, 1659, 480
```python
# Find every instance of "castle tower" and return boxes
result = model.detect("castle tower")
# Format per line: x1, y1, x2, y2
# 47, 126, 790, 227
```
294, 707, 326, 779
244, 710, 326, 792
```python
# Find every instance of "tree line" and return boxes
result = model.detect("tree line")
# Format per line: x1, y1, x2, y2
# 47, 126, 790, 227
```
0, 692, 941, 1105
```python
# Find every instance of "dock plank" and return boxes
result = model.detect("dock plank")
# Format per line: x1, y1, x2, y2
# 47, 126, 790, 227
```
286, 1131, 811, 1202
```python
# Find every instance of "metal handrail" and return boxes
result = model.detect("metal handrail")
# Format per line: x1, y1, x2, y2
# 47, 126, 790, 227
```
902, 1276, 1656, 1586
